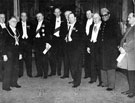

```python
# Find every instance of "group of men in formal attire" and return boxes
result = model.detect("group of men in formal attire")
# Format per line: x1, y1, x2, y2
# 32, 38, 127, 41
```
0, 7, 134, 98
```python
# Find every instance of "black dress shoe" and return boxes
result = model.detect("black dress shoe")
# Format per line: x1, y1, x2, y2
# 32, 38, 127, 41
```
68, 81, 74, 84
28, 75, 33, 78
83, 76, 89, 79
43, 76, 48, 79
127, 93, 135, 98
60, 76, 69, 79
48, 74, 55, 76
121, 90, 130, 95
106, 88, 113, 91
19, 75, 23, 78
97, 82, 102, 87
11, 84, 21, 88
34, 75, 42, 77
72, 85, 79, 88
89, 81, 95, 84
3, 88, 12, 91
58, 74, 61, 76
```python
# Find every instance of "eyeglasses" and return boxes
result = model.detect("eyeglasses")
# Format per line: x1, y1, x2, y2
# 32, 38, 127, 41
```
101, 14, 109, 17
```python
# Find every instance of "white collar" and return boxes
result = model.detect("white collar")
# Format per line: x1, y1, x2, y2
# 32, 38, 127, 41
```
94, 21, 102, 26
38, 20, 43, 24
22, 21, 26, 24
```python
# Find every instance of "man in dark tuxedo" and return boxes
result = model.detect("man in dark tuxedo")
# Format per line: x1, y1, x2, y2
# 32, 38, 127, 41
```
60, 10, 72, 79
87, 13, 102, 86
67, 13, 85, 88
2, 17, 21, 91
49, 8, 64, 76
84, 10, 93, 79
33, 12, 51, 79
16, 12, 33, 78
0, 13, 6, 82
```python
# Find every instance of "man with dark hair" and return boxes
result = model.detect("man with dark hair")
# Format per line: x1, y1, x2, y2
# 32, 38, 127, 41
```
49, 8, 65, 76
84, 10, 93, 79
33, 12, 51, 79
16, 12, 33, 78
67, 13, 85, 88
120, 12, 135, 98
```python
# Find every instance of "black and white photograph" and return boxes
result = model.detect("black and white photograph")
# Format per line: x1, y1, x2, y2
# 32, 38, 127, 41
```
0, 0, 135, 103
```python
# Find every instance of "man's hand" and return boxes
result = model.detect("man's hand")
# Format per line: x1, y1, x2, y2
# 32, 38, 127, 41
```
19, 54, 23, 60
3, 55, 8, 62
119, 47, 126, 54
87, 47, 90, 54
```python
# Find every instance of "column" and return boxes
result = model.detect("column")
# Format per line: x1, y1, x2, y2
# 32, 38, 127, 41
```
13, 0, 20, 21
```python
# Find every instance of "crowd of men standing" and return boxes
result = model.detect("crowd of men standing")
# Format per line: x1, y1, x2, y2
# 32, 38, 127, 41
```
0, 7, 135, 98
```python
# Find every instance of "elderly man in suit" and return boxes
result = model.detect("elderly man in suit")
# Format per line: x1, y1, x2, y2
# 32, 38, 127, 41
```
16, 12, 33, 78
99, 8, 120, 91
120, 12, 135, 98
0, 13, 6, 82
2, 17, 22, 91
87, 13, 102, 86
67, 13, 85, 88
33, 12, 51, 79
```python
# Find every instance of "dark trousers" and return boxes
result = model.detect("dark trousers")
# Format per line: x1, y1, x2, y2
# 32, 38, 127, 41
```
127, 71, 135, 93
90, 43, 101, 83
2, 51, 19, 89
49, 39, 64, 76
68, 46, 83, 86
63, 44, 70, 77
19, 42, 32, 77
84, 50, 91, 78
0, 55, 4, 81
35, 51, 49, 77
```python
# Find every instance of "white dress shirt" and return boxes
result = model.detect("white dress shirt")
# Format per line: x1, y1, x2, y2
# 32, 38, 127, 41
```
53, 17, 61, 37
22, 21, 28, 39
0, 23, 6, 29
67, 22, 76, 42
86, 18, 93, 35
90, 21, 102, 43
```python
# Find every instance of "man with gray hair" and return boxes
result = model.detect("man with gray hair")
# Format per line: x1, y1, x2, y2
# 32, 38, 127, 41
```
60, 10, 72, 79
87, 13, 102, 86
2, 16, 22, 91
